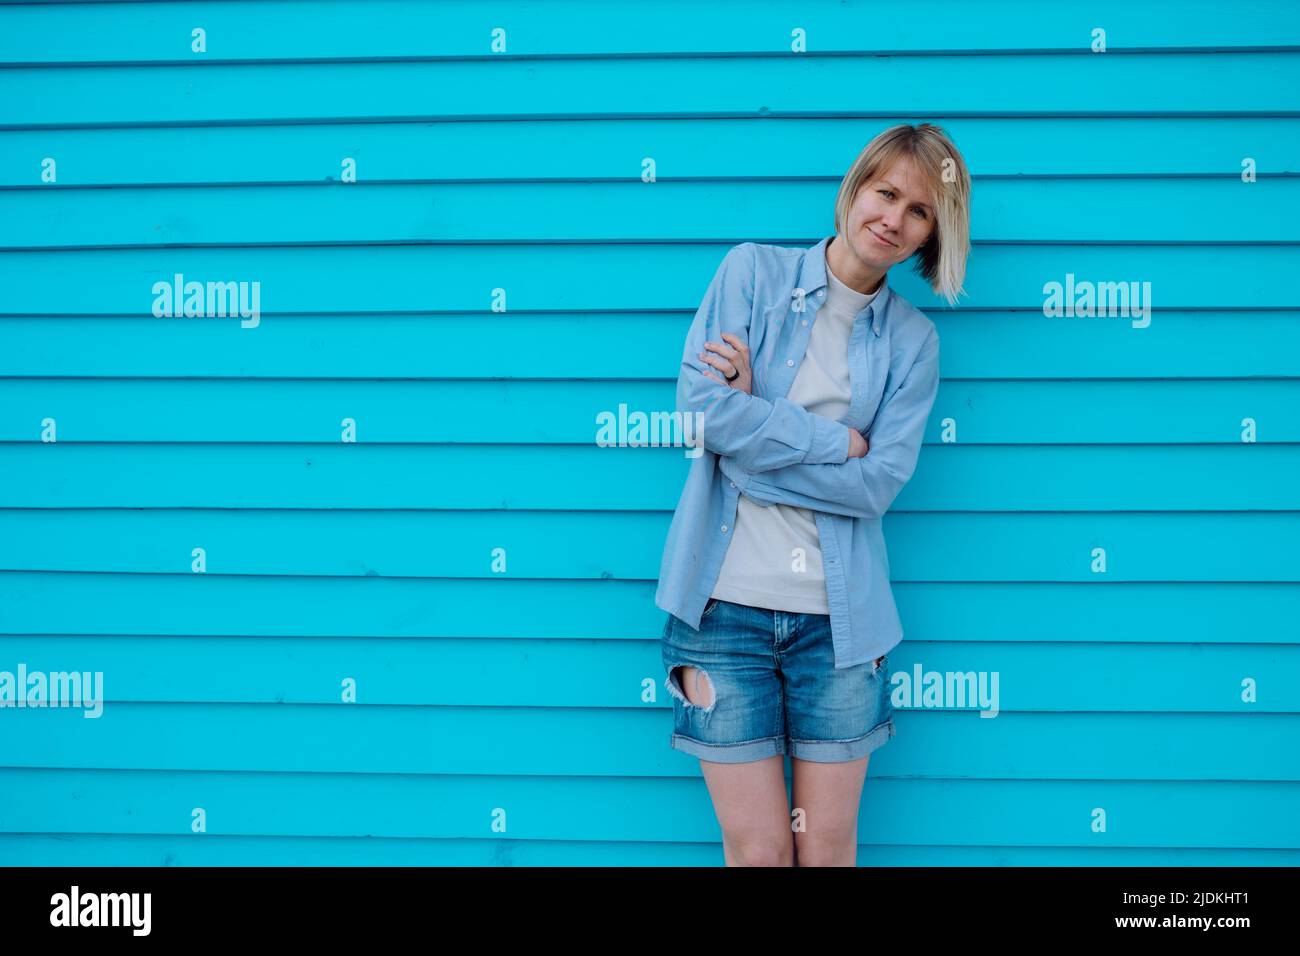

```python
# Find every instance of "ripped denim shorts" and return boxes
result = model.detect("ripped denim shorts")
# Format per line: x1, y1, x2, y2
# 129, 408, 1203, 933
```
661, 596, 895, 763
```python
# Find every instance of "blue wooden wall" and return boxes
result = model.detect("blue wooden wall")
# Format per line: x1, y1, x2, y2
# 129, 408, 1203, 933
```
0, 0, 1297, 866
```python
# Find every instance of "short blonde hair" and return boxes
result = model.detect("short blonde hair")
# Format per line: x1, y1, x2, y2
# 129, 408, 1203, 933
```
832, 123, 972, 306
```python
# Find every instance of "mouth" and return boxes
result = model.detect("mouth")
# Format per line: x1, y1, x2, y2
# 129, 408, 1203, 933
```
867, 227, 897, 248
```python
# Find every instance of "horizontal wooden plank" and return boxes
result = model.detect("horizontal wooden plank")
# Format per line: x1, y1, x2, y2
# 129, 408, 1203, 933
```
4, 54, 1297, 128
4, 833, 1298, 866
4, 117, 1297, 186
3, 0, 1295, 64
1, 574, 1296, 644
2, 0, 1294, 869
0, 444, 1294, 510
1, 379, 1296, 444
0, 511, 1295, 580
4, 178, 1296, 248
0, 634, 1293, 712
2, 705, 1298, 781
1, 243, 1297, 312
1, 768, 1297, 847
2, 314, 1297, 378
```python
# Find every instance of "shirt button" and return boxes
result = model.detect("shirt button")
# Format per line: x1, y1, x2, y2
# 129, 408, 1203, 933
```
801, 319, 808, 326
721, 524, 728, 533
786, 359, 794, 366
730, 481, 736, 488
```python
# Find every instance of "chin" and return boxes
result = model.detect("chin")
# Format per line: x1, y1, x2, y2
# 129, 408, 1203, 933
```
855, 238, 892, 263
857, 230, 895, 257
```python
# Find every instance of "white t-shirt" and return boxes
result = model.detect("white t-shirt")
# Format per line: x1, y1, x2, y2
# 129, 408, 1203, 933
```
709, 252, 879, 613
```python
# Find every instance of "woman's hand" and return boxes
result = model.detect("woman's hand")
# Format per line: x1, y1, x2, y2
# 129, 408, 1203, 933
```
848, 430, 869, 458
699, 333, 752, 395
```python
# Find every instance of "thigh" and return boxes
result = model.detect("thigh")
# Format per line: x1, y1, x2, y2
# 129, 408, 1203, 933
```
660, 598, 785, 764
780, 615, 895, 763
790, 753, 870, 850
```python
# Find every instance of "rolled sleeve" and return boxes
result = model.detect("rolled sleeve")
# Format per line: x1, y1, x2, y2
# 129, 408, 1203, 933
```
807, 411, 853, 464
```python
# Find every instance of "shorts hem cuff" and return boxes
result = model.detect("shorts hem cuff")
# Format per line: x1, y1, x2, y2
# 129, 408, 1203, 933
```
788, 719, 895, 763
668, 733, 785, 764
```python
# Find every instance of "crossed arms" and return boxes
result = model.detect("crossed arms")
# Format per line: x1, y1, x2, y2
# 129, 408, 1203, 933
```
678, 243, 940, 521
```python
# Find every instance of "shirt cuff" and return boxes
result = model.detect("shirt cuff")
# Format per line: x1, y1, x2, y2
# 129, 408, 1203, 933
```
804, 415, 851, 465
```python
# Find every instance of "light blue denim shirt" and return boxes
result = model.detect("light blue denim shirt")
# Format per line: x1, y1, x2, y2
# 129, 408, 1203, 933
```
654, 235, 941, 669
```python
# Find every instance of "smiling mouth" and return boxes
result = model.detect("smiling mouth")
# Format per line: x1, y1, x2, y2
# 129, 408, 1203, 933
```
868, 227, 897, 247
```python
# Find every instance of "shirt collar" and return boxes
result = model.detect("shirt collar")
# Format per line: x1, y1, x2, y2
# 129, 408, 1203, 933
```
796, 234, 890, 336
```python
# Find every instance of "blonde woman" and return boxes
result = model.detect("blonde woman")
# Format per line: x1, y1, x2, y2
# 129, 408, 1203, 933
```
654, 123, 972, 866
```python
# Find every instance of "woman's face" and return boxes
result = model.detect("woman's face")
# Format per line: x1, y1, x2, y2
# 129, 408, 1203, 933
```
843, 157, 937, 269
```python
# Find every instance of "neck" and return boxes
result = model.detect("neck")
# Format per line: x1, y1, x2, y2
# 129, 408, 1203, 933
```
826, 235, 886, 296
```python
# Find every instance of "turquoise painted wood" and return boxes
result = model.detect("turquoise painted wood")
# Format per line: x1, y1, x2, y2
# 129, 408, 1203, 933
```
0, 0, 1298, 866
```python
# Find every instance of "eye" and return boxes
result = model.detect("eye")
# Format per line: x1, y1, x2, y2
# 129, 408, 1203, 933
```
879, 187, 927, 219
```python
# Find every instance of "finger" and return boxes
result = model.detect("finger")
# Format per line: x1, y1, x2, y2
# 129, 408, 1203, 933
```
703, 339, 738, 361
720, 332, 749, 355
699, 351, 735, 376
702, 359, 738, 385
718, 335, 749, 375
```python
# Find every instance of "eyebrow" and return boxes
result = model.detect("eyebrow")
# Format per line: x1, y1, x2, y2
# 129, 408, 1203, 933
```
878, 180, 934, 215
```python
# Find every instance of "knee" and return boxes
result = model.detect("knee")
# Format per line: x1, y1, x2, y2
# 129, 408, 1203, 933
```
793, 832, 858, 867
728, 837, 794, 867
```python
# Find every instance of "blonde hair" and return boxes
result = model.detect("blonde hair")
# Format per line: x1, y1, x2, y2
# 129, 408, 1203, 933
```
832, 123, 972, 306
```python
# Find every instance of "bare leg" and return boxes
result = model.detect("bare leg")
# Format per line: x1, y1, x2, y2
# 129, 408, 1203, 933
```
672, 665, 793, 866
789, 754, 870, 866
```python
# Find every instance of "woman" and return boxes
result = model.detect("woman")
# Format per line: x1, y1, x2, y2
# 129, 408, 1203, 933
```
654, 123, 972, 866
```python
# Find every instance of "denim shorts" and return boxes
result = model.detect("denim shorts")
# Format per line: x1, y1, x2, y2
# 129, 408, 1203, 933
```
661, 596, 896, 763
